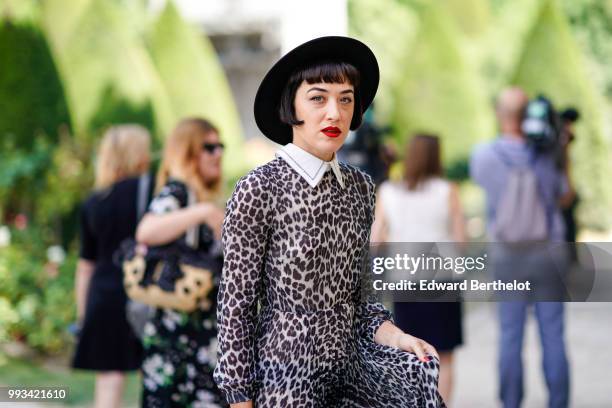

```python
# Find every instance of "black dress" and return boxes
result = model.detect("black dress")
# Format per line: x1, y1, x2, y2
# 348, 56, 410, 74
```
393, 302, 463, 352
72, 177, 146, 371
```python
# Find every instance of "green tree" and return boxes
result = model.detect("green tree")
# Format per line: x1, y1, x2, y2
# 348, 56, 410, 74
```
0, 0, 40, 22
349, 0, 420, 124
350, 0, 495, 169
40, 0, 173, 138
561, 0, 612, 99
0, 19, 71, 220
391, 3, 494, 166
0, 20, 70, 150
443, 0, 491, 38
147, 1, 244, 178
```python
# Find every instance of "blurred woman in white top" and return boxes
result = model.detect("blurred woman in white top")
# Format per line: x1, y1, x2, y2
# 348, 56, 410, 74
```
371, 134, 465, 405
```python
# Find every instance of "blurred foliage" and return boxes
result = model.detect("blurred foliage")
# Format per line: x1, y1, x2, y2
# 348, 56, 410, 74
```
0, 20, 70, 150
37, 0, 243, 168
442, 0, 491, 38
560, 0, 612, 138
0, 139, 54, 221
38, 0, 91, 48
350, 0, 495, 165
35, 134, 95, 245
88, 85, 156, 133
391, 3, 494, 164
147, 1, 245, 176
348, 0, 419, 124
0, 0, 40, 22
0, 18, 71, 223
0, 0, 242, 354
351, 0, 612, 231
475, 0, 542, 96
0, 227, 78, 354
0, 297, 18, 342
511, 0, 612, 229
0, 84, 94, 354
2, 0, 612, 355
40, 0, 166, 138
445, 158, 470, 182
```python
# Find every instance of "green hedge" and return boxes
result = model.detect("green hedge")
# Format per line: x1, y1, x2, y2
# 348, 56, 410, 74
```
0, 227, 77, 354
0, 20, 70, 150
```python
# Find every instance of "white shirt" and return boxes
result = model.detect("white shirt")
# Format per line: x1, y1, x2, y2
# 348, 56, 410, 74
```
378, 178, 452, 242
275, 143, 345, 189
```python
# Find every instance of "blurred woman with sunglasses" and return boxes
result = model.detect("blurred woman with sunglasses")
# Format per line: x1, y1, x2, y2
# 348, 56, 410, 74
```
136, 118, 227, 407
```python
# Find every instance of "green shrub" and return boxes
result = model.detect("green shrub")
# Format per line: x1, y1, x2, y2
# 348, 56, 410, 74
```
0, 228, 77, 354
0, 138, 54, 221
0, 19, 71, 150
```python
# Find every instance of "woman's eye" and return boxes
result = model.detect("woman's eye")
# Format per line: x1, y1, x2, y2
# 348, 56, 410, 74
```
340, 97, 353, 104
310, 95, 324, 102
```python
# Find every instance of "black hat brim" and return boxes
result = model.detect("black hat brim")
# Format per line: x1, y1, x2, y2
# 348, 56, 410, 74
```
254, 36, 379, 145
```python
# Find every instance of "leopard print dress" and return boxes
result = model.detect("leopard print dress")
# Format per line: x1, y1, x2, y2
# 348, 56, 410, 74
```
214, 157, 445, 407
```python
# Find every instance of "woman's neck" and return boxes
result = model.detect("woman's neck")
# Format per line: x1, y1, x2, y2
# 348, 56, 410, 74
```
291, 138, 334, 162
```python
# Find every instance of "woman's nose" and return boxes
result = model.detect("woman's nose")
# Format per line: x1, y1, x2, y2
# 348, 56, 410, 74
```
326, 100, 340, 121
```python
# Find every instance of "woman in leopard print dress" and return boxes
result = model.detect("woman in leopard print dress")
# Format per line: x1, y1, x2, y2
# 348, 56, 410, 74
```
214, 37, 446, 408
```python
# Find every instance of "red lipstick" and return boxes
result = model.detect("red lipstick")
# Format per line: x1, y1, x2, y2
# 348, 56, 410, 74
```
321, 126, 341, 138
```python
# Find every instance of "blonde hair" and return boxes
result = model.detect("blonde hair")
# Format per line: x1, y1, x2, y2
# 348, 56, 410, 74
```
95, 125, 151, 189
157, 118, 222, 202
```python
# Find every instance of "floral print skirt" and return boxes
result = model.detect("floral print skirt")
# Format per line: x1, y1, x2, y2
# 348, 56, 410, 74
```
141, 308, 227, 408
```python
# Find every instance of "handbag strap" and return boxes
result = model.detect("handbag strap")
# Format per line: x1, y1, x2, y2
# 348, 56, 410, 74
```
185, 188, 199, 249
137, 173, 151, 221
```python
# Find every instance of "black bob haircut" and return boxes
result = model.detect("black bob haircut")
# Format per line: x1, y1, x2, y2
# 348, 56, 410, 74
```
278, 60, 362, 129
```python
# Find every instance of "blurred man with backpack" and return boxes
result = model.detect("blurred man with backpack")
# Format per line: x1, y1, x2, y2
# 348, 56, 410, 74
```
470, 87, 570, 408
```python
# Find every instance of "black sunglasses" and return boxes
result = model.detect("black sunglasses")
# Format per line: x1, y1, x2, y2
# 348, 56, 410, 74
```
202, 142, 225, 153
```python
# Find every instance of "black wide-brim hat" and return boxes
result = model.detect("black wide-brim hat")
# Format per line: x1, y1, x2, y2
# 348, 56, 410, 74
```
254, 36, 379, 145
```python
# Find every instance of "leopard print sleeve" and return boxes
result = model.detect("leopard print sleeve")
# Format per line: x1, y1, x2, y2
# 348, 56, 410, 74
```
214, 169, 272, 404
354, 171, 393, 341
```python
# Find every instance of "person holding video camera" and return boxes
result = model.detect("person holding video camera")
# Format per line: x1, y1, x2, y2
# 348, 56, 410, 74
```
559, 108, 580, 245
470, 87, 570, 408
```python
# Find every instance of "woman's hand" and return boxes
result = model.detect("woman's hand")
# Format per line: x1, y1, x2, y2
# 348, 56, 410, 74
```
393, 333, 439, 362
230, 402, 253, 408
375, 321, 439, 363
74, 259, 94, 323
193, 203, 224, 240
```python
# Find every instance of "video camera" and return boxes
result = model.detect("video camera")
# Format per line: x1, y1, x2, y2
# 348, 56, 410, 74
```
522, 95, 580, 153
521, 95, 562, 151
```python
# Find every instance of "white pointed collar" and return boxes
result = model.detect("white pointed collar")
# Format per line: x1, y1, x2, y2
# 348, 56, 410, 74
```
275, 143, 345, 189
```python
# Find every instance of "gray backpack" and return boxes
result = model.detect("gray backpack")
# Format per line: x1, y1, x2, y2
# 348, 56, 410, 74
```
491, 146, 548, 242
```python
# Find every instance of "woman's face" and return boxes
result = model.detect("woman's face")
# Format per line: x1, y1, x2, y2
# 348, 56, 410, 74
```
198, 131, 223, 185
292, 80, 355, 161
